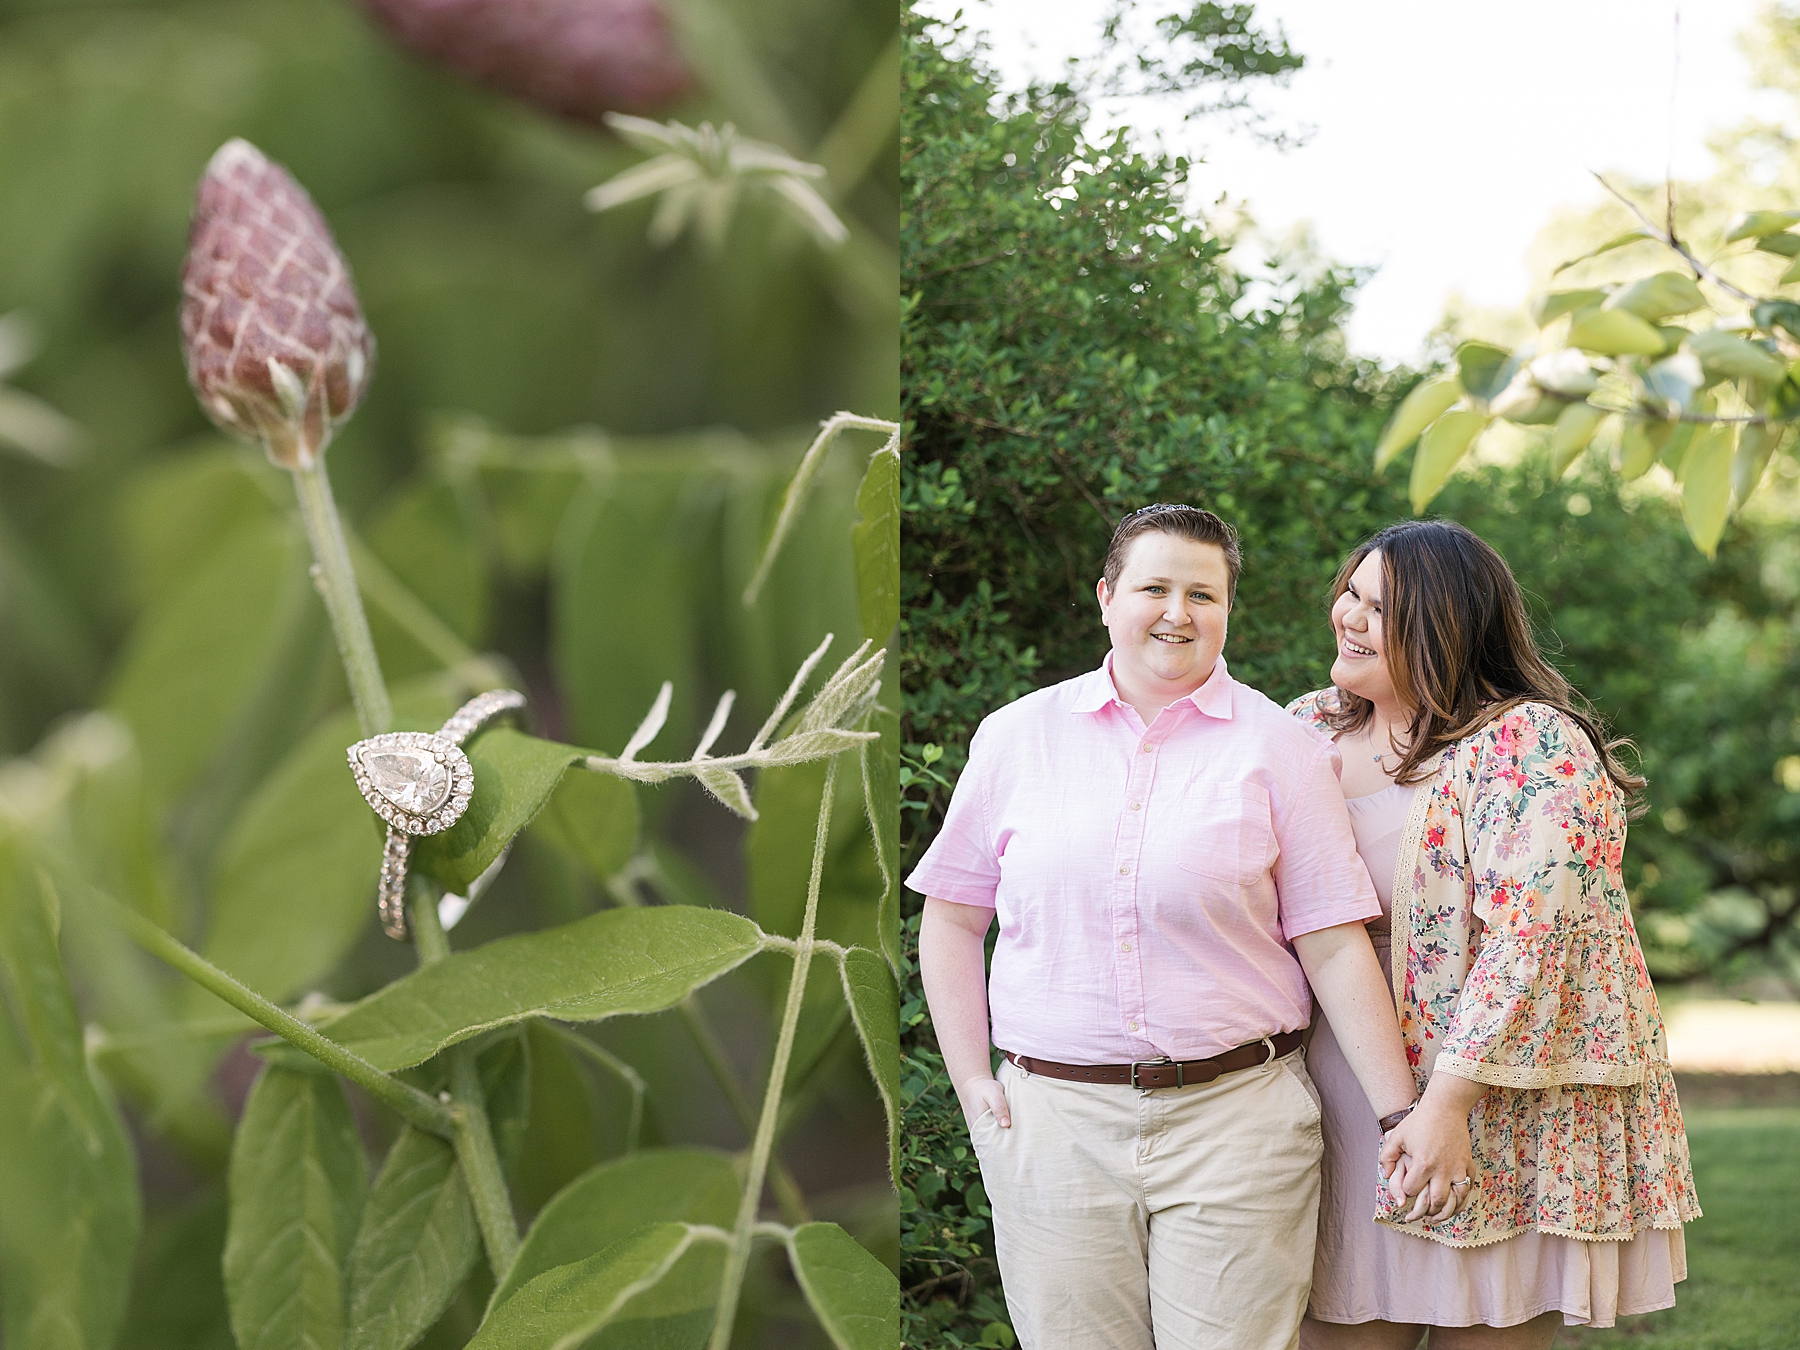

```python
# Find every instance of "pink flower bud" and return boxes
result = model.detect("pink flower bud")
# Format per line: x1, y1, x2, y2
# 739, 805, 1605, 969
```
179, 140, 375, 470
356, 0, 690, 124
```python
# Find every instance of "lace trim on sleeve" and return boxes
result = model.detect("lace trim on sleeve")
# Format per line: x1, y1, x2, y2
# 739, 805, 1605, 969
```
1434, 1052, 1650, 1089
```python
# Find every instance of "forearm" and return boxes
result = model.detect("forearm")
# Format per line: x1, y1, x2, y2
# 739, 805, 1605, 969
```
1291, 921, 1415, 1119
1420, 1062, 1487, 1118
918, 899, 997, 1094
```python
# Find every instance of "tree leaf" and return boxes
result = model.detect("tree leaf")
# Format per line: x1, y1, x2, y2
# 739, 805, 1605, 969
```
1548, 402, 1605, 478
785, 1222, 900, 1350
1643, 351, 1704, 414
1619, 418, 1670, 480
1725, 209, 1800, 241
1453, 341, 1516, 403
852, 445, 899, 644
1551, 229, 1651, 274
1528, 288, 1605, 327
492, 1149, 739, 1308
465, 1223, 720, 1350
1681, 425, 1735, 558
1781, 256, 1800, 286
1567, 309, 1668, 356
119, 447, 281, 614
530, 770, 640, 883
1373, 374, 1460, 470
225, 1066, 367, 1350
413, 729, 585, 892
1754, 299, 1800, 340
861, 703, 901, 969
345, 1128, 479, 1350
1605, 270, 1707, 321
1686, 330, 1788, 385
107, 517, 309, 805
839, 947, 901, 1185
202, 683, 457, 1007
0, 841, 140, 1350
1732, 422, 1787, 504
1754, 232, 1800, 257
1408, 408, 1488, 512
319, 906, 768, 1069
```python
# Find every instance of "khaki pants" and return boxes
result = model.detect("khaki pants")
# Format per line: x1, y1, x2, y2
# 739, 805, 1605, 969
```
970, 1048, 1324, 1350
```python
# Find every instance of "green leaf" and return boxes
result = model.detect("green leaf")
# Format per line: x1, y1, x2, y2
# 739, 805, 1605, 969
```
1373, 374, 1461, 470
202, 683, 456, 1007
120, 447, 281, 614
1660, 418, 1701, 480
365, 477, 490, 679
345, 1128, 479, 1350
117, 1190, 233, 1350
1529, 288, 1606, 328
413, 729, 585, 892
785, 1222, 900, 1350
493, 1149, 739, 1308
852, 445, 900, 644
465, 1223, 721, 1350
1605, 271, 1707, 321
839, 947, 901, 1185
481, 1028, 534, 1171
529, 770, 639, 884
1619, 418, 1670, 480
749, 758, 881, 948
1725, 209, 1800, 241
1681, 425, 1735, 558
1733, 422, 1787, 504
1754, 299, 1800, 340
1453, 341, 1516, 402
0, 841, 141, 1350
1754, 232, 1800, 257
1551, 229, 1652, 274
1686, 330, 1788, 385
861, 703, 901, 969
1408, 408, 1488, 512
108, 518, 309, 805
225, 1066, 368, 1350
1548, 402, 1605, 478
1643, 352, 1704, 414
1567, 309, 1668, 356
320, 906, 768, 1069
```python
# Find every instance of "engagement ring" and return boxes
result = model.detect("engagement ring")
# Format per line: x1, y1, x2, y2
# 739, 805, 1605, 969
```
348, 689, 527, 939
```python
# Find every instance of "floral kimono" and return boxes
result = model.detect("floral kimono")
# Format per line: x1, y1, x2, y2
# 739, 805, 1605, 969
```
1290, 692, 1702, 1248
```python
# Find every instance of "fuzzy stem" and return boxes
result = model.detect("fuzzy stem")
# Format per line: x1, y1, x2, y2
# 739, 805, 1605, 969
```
291, 459, 392, 736
409, 888, 522, 1278
709, 757, 837, 1350
99, 890, 451, 1136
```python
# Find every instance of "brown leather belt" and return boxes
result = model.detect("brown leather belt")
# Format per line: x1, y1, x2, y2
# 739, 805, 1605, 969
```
1004, 1029, 1305, 1089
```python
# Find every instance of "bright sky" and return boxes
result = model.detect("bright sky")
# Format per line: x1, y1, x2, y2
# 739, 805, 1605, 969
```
914, 0, 1787, 362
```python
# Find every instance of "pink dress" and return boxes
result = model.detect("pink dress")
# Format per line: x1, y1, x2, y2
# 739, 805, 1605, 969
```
1306, 782, 1686, 1328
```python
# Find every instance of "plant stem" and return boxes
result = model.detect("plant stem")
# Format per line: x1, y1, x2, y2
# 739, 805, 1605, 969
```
709, 757, 837, 1350
99, 890, 451, 1136
345, 531, 509, 691
410, 887, 522, 1279
291, 459, 391, 737
547, 1022, 647, 1153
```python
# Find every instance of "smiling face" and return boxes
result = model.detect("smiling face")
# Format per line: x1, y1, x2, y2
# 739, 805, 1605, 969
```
1330, 549, 1401, 714
1096, 530, 1231, 711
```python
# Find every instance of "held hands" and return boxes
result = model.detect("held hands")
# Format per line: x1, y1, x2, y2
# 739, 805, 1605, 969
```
1379, 1096, 1476, 1224
958, 1074, 1012, 1130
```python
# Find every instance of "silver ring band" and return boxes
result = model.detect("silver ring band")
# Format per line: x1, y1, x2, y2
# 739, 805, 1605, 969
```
349, 689, 527, 939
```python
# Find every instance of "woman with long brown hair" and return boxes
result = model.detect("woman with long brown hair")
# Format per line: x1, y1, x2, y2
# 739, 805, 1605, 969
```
1289, 519, 1701, 1349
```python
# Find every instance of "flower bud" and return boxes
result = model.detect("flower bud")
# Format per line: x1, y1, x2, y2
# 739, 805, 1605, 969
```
179, 140, 375, 470
356, 0, 690, 124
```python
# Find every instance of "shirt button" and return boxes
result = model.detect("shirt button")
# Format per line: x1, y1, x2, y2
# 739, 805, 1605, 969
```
1119, 865, 1131, 875
1128, 1021, 1139, 1032
1141, 744, 1154, 753
1129, 801, 1141, 810
1121, 941, 1131, 952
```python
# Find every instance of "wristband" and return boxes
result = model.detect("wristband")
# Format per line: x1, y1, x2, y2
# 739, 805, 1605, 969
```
1378, 1102, 1419, 1133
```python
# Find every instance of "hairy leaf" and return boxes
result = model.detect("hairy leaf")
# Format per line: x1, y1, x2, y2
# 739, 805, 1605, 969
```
1567, 308, 1668, 356
225, 1066, 367, 1350
345, 1128, 478, 1350
530, 769, 639, 883
840, 946, 901, 1185
465, 1224, 720, 1350
492, 1149, 739, 1307
852, 445, 900, 644
1408, 409, 1488, 512
414, 728, 585, 891
1682, 425, 1735, 558
320, 906, 767, 1069
1372, 374, 1460, 470
786, 1222, 900, 1350
0, 842, 140, 1350
862, 703, 902, 968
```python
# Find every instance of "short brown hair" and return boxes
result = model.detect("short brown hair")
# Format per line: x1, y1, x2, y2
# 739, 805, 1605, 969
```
1102, 503, 1242, 602
1323, 518, 1643, 808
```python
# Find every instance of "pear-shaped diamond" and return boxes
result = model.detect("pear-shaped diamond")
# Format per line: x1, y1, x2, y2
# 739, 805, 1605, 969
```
360, 746, 452, 815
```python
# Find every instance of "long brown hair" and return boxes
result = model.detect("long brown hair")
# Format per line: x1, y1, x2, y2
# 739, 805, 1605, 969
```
1323, 519, 1644, 809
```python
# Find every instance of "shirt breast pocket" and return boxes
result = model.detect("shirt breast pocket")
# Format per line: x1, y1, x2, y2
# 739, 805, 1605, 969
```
1174, 783, 1274, 888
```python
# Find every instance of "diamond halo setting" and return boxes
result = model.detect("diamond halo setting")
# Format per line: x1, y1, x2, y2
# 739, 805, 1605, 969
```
347, 731, 474, 836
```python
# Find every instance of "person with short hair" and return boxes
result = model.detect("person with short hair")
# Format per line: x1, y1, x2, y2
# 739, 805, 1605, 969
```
911, 504, 1471, 1350
1290, 519, 1701, 1350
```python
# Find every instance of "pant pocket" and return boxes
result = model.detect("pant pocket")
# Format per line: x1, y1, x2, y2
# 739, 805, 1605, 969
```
1278, 1052, 1323, 1131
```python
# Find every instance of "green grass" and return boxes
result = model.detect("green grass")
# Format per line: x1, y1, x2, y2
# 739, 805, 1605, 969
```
1554, 1109, 1800, 1349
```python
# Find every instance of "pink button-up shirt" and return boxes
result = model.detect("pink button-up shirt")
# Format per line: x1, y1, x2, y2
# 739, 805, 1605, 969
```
907, 655, 1380, 1064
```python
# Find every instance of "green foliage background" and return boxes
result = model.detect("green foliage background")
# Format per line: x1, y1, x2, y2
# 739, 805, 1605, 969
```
899, 8, 1800, 1345
0, 0, 900, 1346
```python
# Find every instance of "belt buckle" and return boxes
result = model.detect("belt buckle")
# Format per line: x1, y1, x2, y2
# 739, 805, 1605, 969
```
1130, 1059, 1182, 1089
